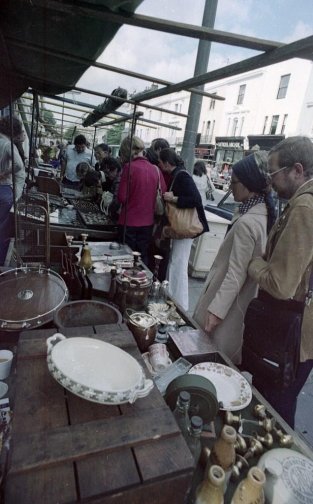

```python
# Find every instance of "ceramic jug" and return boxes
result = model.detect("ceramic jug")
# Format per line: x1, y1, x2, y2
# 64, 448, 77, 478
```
211, 425, 237, 471
231, 466, 265, 504
195, 464, 225, 504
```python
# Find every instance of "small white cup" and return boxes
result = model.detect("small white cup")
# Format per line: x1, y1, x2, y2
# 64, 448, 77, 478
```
148, 343, 170, 372
0, 350, 13, 380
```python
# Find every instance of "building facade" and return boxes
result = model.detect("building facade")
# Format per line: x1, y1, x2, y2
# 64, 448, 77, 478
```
135, 58, 313, 154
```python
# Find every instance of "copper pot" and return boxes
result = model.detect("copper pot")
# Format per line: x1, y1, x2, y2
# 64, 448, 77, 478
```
115, 268, 152, 312
126, 310, 157, 352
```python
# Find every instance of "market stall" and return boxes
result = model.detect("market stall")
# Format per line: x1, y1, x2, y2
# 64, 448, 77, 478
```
0, 257, 313, 503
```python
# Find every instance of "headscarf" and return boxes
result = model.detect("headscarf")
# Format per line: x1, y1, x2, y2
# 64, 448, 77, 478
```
232, 153, 277, 232
232, 154, 267, 192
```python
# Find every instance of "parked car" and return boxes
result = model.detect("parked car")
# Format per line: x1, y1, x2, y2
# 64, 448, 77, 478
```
205, 188, 238, 221
205, 188, 286, 221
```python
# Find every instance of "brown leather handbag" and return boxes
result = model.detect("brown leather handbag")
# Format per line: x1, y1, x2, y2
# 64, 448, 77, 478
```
163, 202, 203, 239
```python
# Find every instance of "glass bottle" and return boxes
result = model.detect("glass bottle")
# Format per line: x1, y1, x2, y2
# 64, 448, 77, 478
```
195, 464, 225, 504
186, 415, 203, 466
149, 280, 161, 302
173, 391, 191, 439
160, 280, 169, 302
155, 324, 168, 344
231, 466, 265, 504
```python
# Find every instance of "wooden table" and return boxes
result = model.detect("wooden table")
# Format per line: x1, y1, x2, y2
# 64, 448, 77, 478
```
4, 323, 194, 504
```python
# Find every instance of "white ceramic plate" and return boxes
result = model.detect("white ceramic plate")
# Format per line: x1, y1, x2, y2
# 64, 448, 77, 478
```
257, 448, 313, 504
189, 362, 252, 411
47, 334, 153, 405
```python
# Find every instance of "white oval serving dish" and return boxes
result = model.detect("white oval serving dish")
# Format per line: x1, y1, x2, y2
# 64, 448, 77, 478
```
46, 333, 153, 404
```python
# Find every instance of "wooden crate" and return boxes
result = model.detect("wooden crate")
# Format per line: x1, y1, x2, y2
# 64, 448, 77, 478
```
4, 324, 194, 503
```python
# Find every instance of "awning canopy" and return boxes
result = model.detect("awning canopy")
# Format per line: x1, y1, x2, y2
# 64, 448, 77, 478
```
0, 0, 143, 108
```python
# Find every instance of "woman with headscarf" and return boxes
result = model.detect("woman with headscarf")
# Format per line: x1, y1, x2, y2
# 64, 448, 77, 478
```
193, 151, 276, 364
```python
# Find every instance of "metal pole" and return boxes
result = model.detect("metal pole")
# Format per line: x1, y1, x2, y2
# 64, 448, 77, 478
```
122, 104, 137, 245
61, 94, 65, 142
9, 93, 19, 259
180, 0, 218, 173
91, 126, 97, 165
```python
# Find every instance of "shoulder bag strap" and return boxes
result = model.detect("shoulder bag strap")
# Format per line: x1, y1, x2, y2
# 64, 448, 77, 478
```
154, 165, 161, 190
169, 169, 188, 191
305, 266, 313, 306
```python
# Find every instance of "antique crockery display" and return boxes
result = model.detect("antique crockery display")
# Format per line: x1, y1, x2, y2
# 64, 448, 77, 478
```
189, 362, 252, 411
147, 301, 185, 326
148, 343, 171, 372
46, 333, 153, 404
257, 448, 313, 504
142, 352, 172, 376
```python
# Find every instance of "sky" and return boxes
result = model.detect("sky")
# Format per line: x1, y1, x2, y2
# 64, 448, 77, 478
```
76, 0, 313, 108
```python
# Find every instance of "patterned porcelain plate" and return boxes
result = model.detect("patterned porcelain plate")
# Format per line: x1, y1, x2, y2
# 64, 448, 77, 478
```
47, 334, 153, 405
189, 362, 252, 411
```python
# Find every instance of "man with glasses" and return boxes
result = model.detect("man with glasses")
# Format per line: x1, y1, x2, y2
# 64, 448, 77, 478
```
248, 136, 313, 427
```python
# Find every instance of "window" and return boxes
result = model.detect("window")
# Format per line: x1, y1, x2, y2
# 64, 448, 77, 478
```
239, 117, 245, 135
237, 84, 246, 105
211, 120, 215, 137
277, 74, 290, 99
226, 118, 231, 135
209, 99, 215, 110
175, 103, 178, 112
206, 120, 211, 136
281, 114, 288, 134
262, 116, 268, 134
270, 115, 279, 134
231, 118, 239, 136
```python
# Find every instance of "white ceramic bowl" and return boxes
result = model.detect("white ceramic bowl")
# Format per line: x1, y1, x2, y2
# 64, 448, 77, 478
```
47, 333, 153, 404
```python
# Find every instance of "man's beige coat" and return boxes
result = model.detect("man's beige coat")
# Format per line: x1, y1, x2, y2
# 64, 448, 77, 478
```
249, 180, 313, 361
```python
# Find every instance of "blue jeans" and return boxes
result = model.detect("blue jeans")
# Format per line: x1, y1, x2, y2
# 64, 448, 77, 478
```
253, 360, 313, 428
0, 185, 13, 265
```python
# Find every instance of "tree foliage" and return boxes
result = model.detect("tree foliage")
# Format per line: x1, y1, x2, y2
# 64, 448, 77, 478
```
107, 123, 124, 145
42, 109, 56, 126
63, 126, 84, 142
